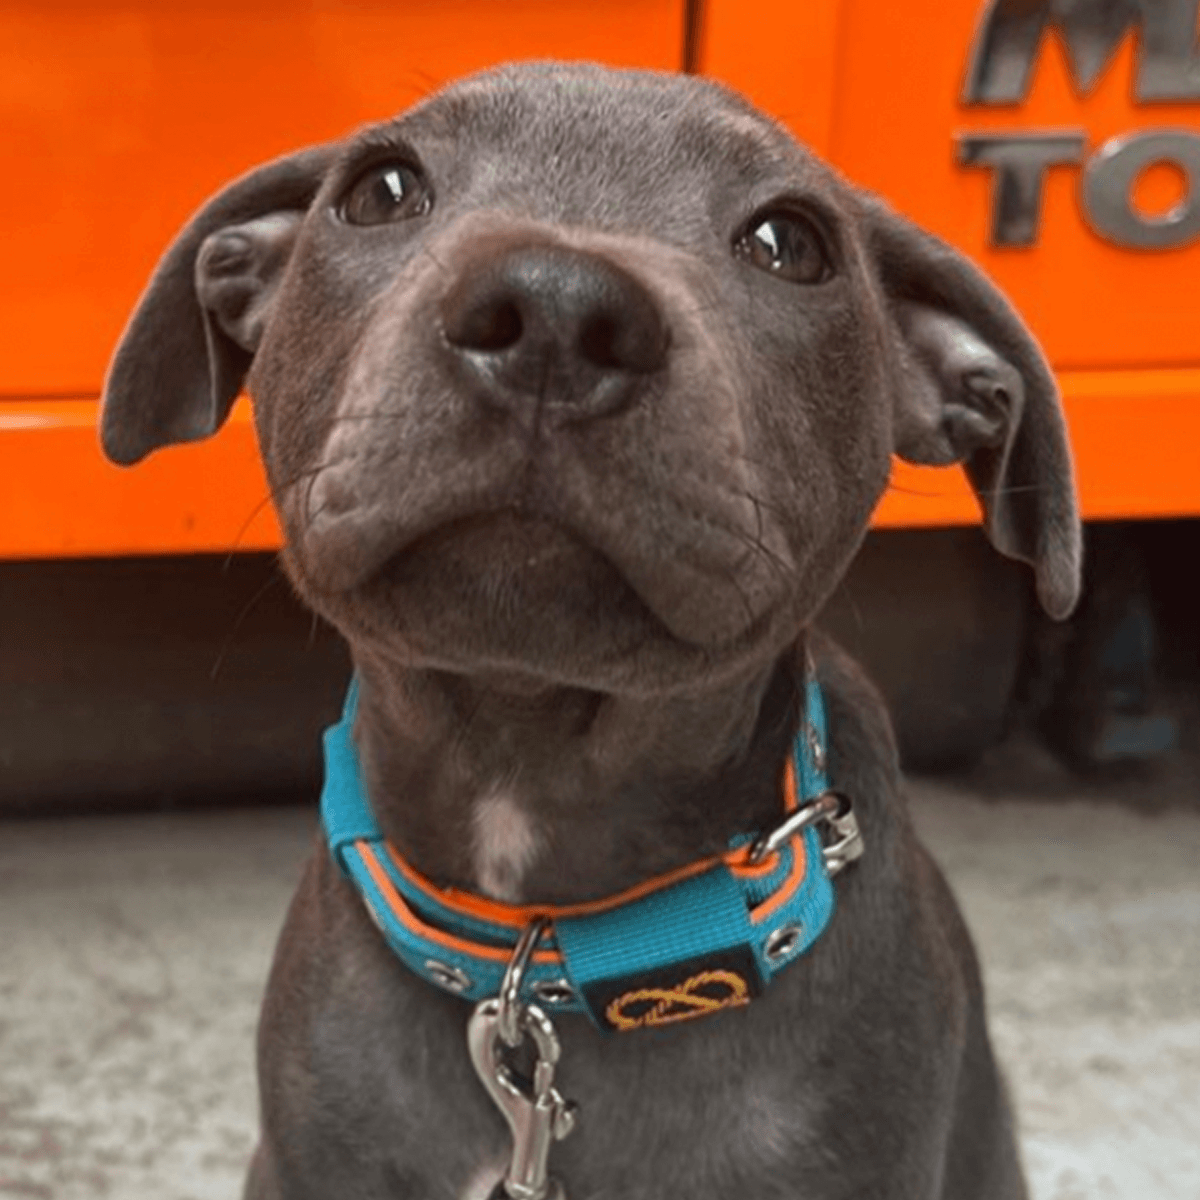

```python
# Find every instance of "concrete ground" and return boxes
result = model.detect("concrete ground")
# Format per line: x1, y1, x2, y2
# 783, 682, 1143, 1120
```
2, 766, 1198, 1200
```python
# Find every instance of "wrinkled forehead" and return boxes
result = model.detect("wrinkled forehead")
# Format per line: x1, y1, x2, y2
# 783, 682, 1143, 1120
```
341, 63, 838, 229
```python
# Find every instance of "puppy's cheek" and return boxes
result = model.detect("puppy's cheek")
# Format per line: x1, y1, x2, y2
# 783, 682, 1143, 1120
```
742, 322, 893, 616
247, 250, 385, 504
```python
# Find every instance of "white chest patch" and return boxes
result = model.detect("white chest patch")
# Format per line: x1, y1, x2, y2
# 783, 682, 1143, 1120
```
470, 789, 544, 903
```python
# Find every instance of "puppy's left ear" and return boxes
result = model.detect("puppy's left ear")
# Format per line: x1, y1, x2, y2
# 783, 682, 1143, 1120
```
862, 196, 1082, 619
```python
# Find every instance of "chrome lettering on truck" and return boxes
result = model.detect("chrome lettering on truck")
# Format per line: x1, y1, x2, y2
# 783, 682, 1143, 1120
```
959, 0, 1200, 249
964, 0, 1200, 103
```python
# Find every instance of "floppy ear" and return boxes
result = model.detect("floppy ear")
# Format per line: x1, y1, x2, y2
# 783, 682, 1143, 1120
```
100, 145, 335, 465
862, 196, 1082, 620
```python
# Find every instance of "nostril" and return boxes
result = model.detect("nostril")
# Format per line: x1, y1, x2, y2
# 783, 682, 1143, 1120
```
445, 297, 524, 353
578, 307, 668, 375
578, 314, 621, 370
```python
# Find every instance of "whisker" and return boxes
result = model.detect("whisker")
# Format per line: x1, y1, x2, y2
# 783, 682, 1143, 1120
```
419, 241, 453, 278
210, 568, 284, 681
695, 505, 793, 585
226, 447, 381, 562
226, 491, 282, 562
984, 482, 1050, 497
714, 558, 757, 628
225, 458, 351, 561
322, 412, 413, 425
883, 482, 951, 499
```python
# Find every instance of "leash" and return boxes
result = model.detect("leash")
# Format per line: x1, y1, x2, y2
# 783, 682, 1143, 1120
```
321, 669, 863, 1200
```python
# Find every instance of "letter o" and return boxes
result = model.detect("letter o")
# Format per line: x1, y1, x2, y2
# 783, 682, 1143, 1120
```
1081, 130, 1200, 250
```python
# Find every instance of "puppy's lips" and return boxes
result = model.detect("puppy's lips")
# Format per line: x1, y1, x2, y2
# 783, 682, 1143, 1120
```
300, 492, 788, 651
364, 509, 787, 653
365, 508, 678, 639
372, 511, 631, 595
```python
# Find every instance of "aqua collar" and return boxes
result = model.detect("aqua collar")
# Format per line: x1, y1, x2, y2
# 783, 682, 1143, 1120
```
321, 676, 860, 1033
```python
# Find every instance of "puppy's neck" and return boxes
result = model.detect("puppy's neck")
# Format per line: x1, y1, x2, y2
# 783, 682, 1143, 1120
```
349, 646, 805, 905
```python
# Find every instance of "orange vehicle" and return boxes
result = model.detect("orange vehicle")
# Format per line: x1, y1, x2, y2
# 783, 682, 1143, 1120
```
1, 0, 1196, 793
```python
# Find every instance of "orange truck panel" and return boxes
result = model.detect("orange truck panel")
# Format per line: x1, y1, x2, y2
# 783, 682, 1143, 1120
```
2, 0, 1198, 559
1, 0, 684, 396
0, 400, 281, 558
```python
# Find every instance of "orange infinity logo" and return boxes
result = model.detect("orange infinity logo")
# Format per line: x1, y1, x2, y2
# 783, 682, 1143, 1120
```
605, 969, 751, 1032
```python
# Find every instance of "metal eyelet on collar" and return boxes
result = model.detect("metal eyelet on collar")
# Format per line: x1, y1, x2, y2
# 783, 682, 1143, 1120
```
426, 959, 473, 994
764, 924, 803, 964
533, 979, 577, 1007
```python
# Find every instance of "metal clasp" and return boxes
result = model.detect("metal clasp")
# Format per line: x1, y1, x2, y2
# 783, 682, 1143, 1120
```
820, 796, 864, 876
467, 920, 577, 1200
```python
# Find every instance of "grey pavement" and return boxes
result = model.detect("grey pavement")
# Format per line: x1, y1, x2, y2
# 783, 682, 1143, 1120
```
2, 773, 1198, 1200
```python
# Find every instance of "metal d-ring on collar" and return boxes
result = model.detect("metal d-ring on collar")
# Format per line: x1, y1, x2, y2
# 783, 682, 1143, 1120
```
498, 916, 550, 1047
749, 790, 864, 877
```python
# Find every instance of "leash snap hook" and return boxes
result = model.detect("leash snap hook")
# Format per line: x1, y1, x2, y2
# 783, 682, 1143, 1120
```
468, 1000, 577, 1200
468, 921, 577, 1200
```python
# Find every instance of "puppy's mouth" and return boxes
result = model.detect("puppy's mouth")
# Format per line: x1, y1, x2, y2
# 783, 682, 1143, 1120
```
378, 511, 631, 603
291, 467, 796, 676
355, 509, 680, 663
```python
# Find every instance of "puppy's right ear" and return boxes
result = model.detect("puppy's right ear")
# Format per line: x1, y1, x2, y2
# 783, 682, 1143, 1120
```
100, 145, 335, 465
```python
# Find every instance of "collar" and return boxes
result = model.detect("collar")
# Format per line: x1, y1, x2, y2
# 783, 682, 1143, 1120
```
321, 673, 860, 1033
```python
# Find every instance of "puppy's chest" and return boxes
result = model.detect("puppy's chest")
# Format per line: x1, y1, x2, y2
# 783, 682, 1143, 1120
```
308, 978, 825, 1200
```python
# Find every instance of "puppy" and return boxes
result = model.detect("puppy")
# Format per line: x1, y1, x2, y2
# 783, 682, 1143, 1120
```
101, 62, 1079, 1200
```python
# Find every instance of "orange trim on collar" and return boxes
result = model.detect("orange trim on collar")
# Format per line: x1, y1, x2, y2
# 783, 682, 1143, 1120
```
379, 756, 801, 928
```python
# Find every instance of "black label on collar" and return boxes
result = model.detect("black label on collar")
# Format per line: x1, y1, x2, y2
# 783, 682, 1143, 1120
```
584, 947, 764, 1033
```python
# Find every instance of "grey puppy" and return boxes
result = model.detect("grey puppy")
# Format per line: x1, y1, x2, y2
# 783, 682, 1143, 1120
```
101, 63, 1078, 1200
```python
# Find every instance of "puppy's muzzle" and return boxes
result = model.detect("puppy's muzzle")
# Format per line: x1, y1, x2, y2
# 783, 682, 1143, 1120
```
440, 243, 670, 430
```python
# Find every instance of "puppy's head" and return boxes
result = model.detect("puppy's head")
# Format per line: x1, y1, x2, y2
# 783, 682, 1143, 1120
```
102, 63, 1080, 694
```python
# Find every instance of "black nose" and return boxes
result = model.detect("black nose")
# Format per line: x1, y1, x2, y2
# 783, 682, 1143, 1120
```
440, 243, 669, 427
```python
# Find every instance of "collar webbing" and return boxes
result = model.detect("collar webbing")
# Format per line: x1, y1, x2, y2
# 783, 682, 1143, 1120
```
321, 677, 837, 1033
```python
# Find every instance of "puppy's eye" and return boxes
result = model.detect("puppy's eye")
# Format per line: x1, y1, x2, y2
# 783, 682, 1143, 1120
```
340, 162, 431, 226
734, 212, 831, 284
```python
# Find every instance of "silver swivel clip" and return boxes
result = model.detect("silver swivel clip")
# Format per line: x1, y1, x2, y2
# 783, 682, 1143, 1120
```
467, 918, 578, 1200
